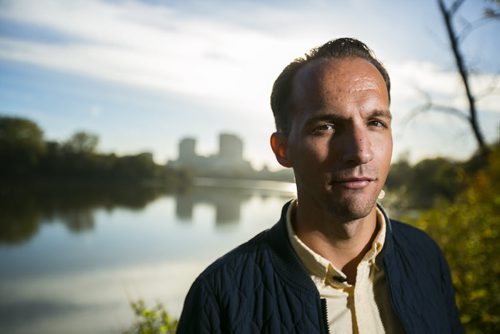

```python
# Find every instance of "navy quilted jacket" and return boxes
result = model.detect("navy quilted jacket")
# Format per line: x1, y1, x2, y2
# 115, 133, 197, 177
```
177, 202, 463, 333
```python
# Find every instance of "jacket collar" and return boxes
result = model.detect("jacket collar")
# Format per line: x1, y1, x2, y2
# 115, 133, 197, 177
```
266, 200, 395, 289
267, 201, 320, 293
376, 203, 394, 265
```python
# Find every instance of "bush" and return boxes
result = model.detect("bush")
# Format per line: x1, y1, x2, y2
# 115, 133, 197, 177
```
408, 146, 500, 333
124, 300, 178, 334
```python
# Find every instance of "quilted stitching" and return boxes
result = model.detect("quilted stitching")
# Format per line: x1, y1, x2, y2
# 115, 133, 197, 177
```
177, 202, 463, 334
178, 228, 323, 333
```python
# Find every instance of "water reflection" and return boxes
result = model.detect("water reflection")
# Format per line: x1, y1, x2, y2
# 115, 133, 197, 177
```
0, 186, 166, 245
0, 179, 295, 245
176, 187, 251, 225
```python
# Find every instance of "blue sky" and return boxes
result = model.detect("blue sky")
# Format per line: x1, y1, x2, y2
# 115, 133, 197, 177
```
0, 0, 499, 168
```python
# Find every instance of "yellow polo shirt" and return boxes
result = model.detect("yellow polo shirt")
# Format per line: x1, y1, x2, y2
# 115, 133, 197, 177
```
286, 200, 405, 334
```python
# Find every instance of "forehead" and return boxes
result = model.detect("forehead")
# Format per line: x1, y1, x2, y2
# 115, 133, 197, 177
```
291, 57, 388, 110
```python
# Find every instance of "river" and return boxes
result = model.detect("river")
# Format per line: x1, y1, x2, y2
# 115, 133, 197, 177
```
0, 179, 296, 333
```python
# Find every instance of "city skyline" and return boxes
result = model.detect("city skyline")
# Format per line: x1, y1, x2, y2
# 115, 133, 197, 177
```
168, 132, 294, 181
169, 132, 254, 174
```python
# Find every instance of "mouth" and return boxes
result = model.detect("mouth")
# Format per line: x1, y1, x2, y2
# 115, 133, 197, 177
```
329, 176, 376, 190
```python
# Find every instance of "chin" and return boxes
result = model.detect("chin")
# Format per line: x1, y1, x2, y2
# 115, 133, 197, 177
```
327, 195, 377, 221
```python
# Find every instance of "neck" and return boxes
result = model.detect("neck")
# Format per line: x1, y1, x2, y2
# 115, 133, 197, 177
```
292, 201, 379, 284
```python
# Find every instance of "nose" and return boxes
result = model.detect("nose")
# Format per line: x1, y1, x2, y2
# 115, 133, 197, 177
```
340, 124, 373, 165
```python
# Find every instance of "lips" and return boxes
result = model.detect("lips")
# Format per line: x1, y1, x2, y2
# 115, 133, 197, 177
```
330, 176, 376, 189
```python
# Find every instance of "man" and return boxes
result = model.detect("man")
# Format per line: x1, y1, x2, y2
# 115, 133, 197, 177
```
177, 38, 462, 333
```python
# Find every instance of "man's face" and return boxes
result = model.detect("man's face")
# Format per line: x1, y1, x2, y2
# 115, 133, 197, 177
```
277, 57, 392, 221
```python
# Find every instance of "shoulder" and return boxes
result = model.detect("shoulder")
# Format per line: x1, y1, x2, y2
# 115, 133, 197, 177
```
183, 203, 293, 304
191, 228, 274, 291
177, 228, 275, 331
390, 219, 441, 252
385, 222, 463, 333
386, 219, 448, 274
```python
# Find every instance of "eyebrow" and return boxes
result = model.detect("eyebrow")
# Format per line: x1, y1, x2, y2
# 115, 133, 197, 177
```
368, 109, 392, 120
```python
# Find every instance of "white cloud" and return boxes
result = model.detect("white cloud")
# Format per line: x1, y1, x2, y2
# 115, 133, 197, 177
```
390, 60, 500, 114
0, 0, 319, 117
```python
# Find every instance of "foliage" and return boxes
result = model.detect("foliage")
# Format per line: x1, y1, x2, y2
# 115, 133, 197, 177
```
0, 115, 190, 188
0, 116, 46, 175
408, 144, 500, 333
386, 156, 468, 209
124, 300, 178, 334
63, 131, 99, 153
408, 157, 466, 207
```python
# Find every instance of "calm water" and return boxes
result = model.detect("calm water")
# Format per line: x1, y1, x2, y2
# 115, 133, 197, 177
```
0, 179, 295, 333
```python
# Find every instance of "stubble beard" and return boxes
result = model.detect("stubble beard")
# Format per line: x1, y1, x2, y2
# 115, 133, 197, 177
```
328, 194, 376, 223
322, 183, 381, 223
296, 183, 379, 224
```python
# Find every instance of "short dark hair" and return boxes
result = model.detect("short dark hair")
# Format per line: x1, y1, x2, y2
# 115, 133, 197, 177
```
270, 38, 391, 135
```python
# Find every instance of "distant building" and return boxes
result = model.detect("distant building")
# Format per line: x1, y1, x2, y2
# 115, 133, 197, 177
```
169, 133, 254, 177
219, 133, 243, 160
178, 138, 196, 164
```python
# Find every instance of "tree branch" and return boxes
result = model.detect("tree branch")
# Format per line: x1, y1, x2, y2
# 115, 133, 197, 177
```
450, 0, 466, 15
457, 17, 492, 41
437, 0, 489, 155
476, 74, 500, 100
405, 90, 470, 125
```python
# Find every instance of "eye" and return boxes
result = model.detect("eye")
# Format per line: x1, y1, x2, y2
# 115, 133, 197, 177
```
369, 120, 387, 128
312, 123, 335, 135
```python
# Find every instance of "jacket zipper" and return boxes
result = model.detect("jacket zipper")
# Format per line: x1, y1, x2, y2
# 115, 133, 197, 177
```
321, 298, 330, 334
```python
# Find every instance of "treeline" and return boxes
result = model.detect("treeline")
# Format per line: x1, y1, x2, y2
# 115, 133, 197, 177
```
0, 115, 189, 190
385, 147, 490, 210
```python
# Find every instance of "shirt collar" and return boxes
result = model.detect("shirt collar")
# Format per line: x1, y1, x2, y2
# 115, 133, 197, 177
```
286, 199, 387, 284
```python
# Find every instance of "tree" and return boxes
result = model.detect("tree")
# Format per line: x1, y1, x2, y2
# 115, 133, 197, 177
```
437, 0, 495, 156
0, 116, 46, 175
412, 0, 499, 158
409, 157, 465, 208
63, 131, 99, 154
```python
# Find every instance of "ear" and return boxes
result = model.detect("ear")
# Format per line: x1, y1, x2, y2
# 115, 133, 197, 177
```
270, 132, 292, 168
